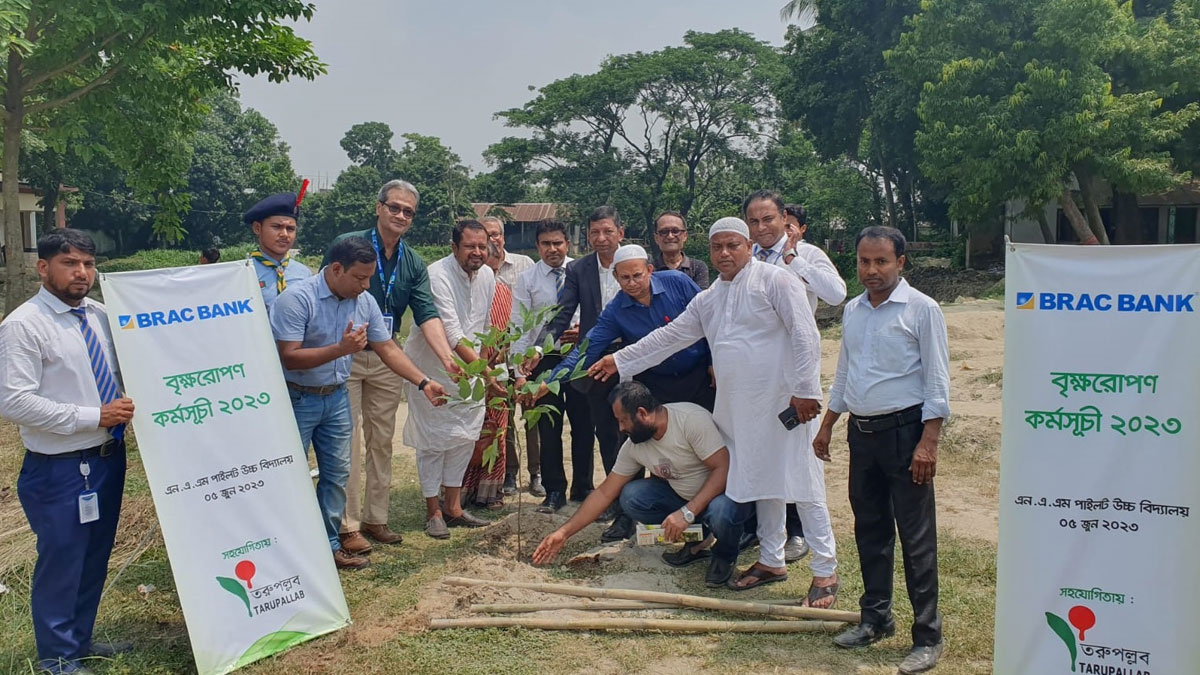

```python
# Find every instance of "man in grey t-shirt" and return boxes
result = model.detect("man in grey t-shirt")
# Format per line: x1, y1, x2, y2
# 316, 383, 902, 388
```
532, 382, 753, 587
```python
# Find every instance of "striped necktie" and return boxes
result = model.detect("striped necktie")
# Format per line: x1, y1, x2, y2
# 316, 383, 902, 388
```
251, 251, 290, 294
753, 246, 772, 262
552, 266, 566, 300
69, 307, 124, 441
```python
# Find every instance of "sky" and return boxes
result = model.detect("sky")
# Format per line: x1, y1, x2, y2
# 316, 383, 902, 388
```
236, 0, 804, 188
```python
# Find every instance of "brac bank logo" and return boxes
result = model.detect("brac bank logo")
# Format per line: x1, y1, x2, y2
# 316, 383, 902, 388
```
1016, 291, 1194, 313
118, 298, 254, 330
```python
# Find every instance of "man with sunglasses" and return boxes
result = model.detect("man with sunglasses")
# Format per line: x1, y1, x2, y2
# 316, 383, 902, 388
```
323, 179, 458, 555
652, 211, 709, 290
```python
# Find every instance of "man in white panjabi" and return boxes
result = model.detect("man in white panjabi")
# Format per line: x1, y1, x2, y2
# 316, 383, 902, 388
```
403, 220, 496, 539
590, 217, 839, 604
744, 190, 848, 565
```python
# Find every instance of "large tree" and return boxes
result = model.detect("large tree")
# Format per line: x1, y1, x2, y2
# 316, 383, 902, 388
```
891, 0, 1200, 244
2, 0, 323, 310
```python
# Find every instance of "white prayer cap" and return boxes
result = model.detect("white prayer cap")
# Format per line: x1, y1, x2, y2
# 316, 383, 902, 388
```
611, 244, 650, 274
709, 217, 750, 240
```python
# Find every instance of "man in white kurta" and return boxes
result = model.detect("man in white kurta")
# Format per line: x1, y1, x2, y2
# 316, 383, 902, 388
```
403, 221, 496, 538
590, 217, 838, 598
745, 191, 847, 567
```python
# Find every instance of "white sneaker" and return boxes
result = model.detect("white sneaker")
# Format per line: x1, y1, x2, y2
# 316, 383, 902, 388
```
310, 468, 320, 479
784, 535, 810, 563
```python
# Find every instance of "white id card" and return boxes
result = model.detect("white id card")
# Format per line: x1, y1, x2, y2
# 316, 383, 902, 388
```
383, 313, 395, 334
79, 490, 99, 524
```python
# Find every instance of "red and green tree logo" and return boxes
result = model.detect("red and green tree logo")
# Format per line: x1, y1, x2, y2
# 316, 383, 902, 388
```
216, 560, 257, 618
1045, 605, 1096, 672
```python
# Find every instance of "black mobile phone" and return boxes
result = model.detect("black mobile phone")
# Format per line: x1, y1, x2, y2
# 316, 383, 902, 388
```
778, 406, 801, 431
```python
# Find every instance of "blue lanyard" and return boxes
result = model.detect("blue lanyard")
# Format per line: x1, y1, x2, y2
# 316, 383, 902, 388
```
372, 229, 403, 301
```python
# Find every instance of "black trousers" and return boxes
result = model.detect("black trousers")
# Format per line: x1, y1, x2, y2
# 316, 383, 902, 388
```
848, 415, 942, 646
635, 364, 716, 412
534, 356, 593, 495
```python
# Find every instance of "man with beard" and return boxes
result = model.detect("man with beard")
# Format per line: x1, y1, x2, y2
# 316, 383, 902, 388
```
533, 382, 750, 587
1, 229, 136, 674
402, 220, 497, 539
325, 179, 458, 555
589, 217, 839, 602
744, 190, 847, 566
245, 191, 313, 312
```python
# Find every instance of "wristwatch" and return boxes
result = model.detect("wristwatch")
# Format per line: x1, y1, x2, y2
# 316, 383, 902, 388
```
417, 377, 431, 391
783, 249, 798, 263
680, 505, 695, 524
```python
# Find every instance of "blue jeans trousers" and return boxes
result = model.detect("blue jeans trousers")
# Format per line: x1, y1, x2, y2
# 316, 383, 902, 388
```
288, 385, 352, 551
618, 477, 754, 563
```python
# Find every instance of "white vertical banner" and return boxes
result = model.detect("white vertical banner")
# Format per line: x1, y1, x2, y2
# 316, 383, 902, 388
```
995, 243, 1200, 674
100, 261, 349, 675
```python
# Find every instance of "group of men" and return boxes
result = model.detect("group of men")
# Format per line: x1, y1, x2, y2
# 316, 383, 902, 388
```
0, 176, 949, 674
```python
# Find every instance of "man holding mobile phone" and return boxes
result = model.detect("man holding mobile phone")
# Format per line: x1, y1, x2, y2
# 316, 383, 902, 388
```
588, 217, 838, 603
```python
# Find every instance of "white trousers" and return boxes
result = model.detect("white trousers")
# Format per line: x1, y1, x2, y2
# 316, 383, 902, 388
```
416, 441, 475, 498
756, 499, 838, 576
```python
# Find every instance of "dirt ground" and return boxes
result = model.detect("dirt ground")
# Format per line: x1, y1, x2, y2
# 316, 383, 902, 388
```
392, 298, 1005, 627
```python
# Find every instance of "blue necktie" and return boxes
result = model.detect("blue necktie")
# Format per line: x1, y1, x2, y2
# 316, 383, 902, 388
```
753, 246, 772, 262
552, 267, 566, 300
70, 307, 124, 441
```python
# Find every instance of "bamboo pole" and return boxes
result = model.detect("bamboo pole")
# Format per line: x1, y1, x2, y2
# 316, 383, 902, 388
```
431, 617, 845, 633
442, 576, 860, 623
471, 598, 803, 613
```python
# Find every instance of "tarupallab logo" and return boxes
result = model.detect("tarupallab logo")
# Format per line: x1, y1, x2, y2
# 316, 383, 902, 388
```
1016, 291, 1194, 313
217, 560, 257, 618
120, 298, 254, 330
1046, 605, 1094, 671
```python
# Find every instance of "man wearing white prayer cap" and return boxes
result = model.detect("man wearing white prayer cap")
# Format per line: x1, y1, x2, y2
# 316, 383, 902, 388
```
589, 217, 839, 600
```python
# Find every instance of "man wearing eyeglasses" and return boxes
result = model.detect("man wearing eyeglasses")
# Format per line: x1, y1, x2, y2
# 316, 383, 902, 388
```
322, 179, 458, 555
652, 211, 709, 290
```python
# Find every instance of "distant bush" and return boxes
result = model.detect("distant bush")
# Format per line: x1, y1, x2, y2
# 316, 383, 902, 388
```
410, 244, 450, 263
98, 245, 321, 273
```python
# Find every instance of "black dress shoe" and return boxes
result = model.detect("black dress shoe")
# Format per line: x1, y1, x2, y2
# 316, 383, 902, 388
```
537, 491, 566, 513
88, 640, 134, 657
600, 514, 635, 542
502, 474, 518, 496
705, 558, 734, 587
833, 620, 897, 648
898, 641, 945, 674
661, 542, 712, 567
569, 488, 593, 503
596, 503, 617, 523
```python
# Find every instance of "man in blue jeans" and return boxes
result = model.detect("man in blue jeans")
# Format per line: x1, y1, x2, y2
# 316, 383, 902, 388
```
532, 381, 752, 586
271, 237, 446, 570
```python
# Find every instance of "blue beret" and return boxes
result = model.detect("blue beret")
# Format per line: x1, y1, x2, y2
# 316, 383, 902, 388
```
243, 192, 299, 226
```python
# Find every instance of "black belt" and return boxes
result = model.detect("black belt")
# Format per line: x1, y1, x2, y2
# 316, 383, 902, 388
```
29, 439, 125, 460
286, 381, 343, 396
850, 404, 923, 433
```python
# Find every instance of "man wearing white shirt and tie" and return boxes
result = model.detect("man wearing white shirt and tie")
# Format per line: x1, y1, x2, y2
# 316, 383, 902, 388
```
814, 226, 950, 674
744, 190, 848, 564
511, 220, 591, 513
0, 230, 136, 675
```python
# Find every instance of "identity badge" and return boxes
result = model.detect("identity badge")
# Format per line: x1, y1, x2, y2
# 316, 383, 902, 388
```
383, 313, 395, 334
79, 490, 99, 524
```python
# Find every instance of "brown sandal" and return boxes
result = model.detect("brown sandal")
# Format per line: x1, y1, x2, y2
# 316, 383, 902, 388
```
802, 577, 839, 608
727, 563, 788, 591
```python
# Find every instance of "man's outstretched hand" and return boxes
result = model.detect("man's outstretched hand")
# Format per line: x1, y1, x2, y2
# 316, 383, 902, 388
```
588, 355, 619, 382
532, 530, 568, 565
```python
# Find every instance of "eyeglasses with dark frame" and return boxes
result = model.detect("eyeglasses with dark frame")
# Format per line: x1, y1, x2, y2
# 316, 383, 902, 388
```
655, 228, 686, 237
380, 201, 416, 219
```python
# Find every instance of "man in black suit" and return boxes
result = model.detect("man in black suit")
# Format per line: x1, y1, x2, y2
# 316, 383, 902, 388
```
546, 206, 637, 541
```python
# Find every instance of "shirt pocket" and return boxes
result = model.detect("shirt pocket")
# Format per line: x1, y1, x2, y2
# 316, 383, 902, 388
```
870, 326, 915, 373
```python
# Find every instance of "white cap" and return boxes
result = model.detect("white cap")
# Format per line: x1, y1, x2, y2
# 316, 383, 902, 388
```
709, 217, 750, 240
611, 244, 649, 275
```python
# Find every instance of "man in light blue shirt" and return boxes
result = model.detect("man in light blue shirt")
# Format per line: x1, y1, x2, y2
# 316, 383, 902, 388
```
270, 237, 446, 570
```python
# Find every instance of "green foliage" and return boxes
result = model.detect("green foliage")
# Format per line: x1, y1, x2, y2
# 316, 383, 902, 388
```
299, 165, 382, 255
394, 133, 474, 245
97, 244, 320, 273
340, 122, 399, 177
411, 245, 452, 263
443, 303, 588, 472
890, 0, 1200, 234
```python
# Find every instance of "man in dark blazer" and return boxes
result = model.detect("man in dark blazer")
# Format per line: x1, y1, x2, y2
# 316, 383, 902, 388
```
545, 205, 635, 541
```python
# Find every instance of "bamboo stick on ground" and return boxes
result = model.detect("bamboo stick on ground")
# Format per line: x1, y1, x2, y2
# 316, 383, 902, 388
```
470, 598, 803, 614
443, 576, 860, 623
431, 617, 846, 633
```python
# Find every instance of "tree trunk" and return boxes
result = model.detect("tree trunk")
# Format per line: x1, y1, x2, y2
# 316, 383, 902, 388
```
880, 157, 898, 229
1112, 188, 1142, 244
1077, 175, 1110, 245
1060, 190, 1098, 244
904, 172, 917, 241
3, 47, 28, 317
1035, 208, 1054, 244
